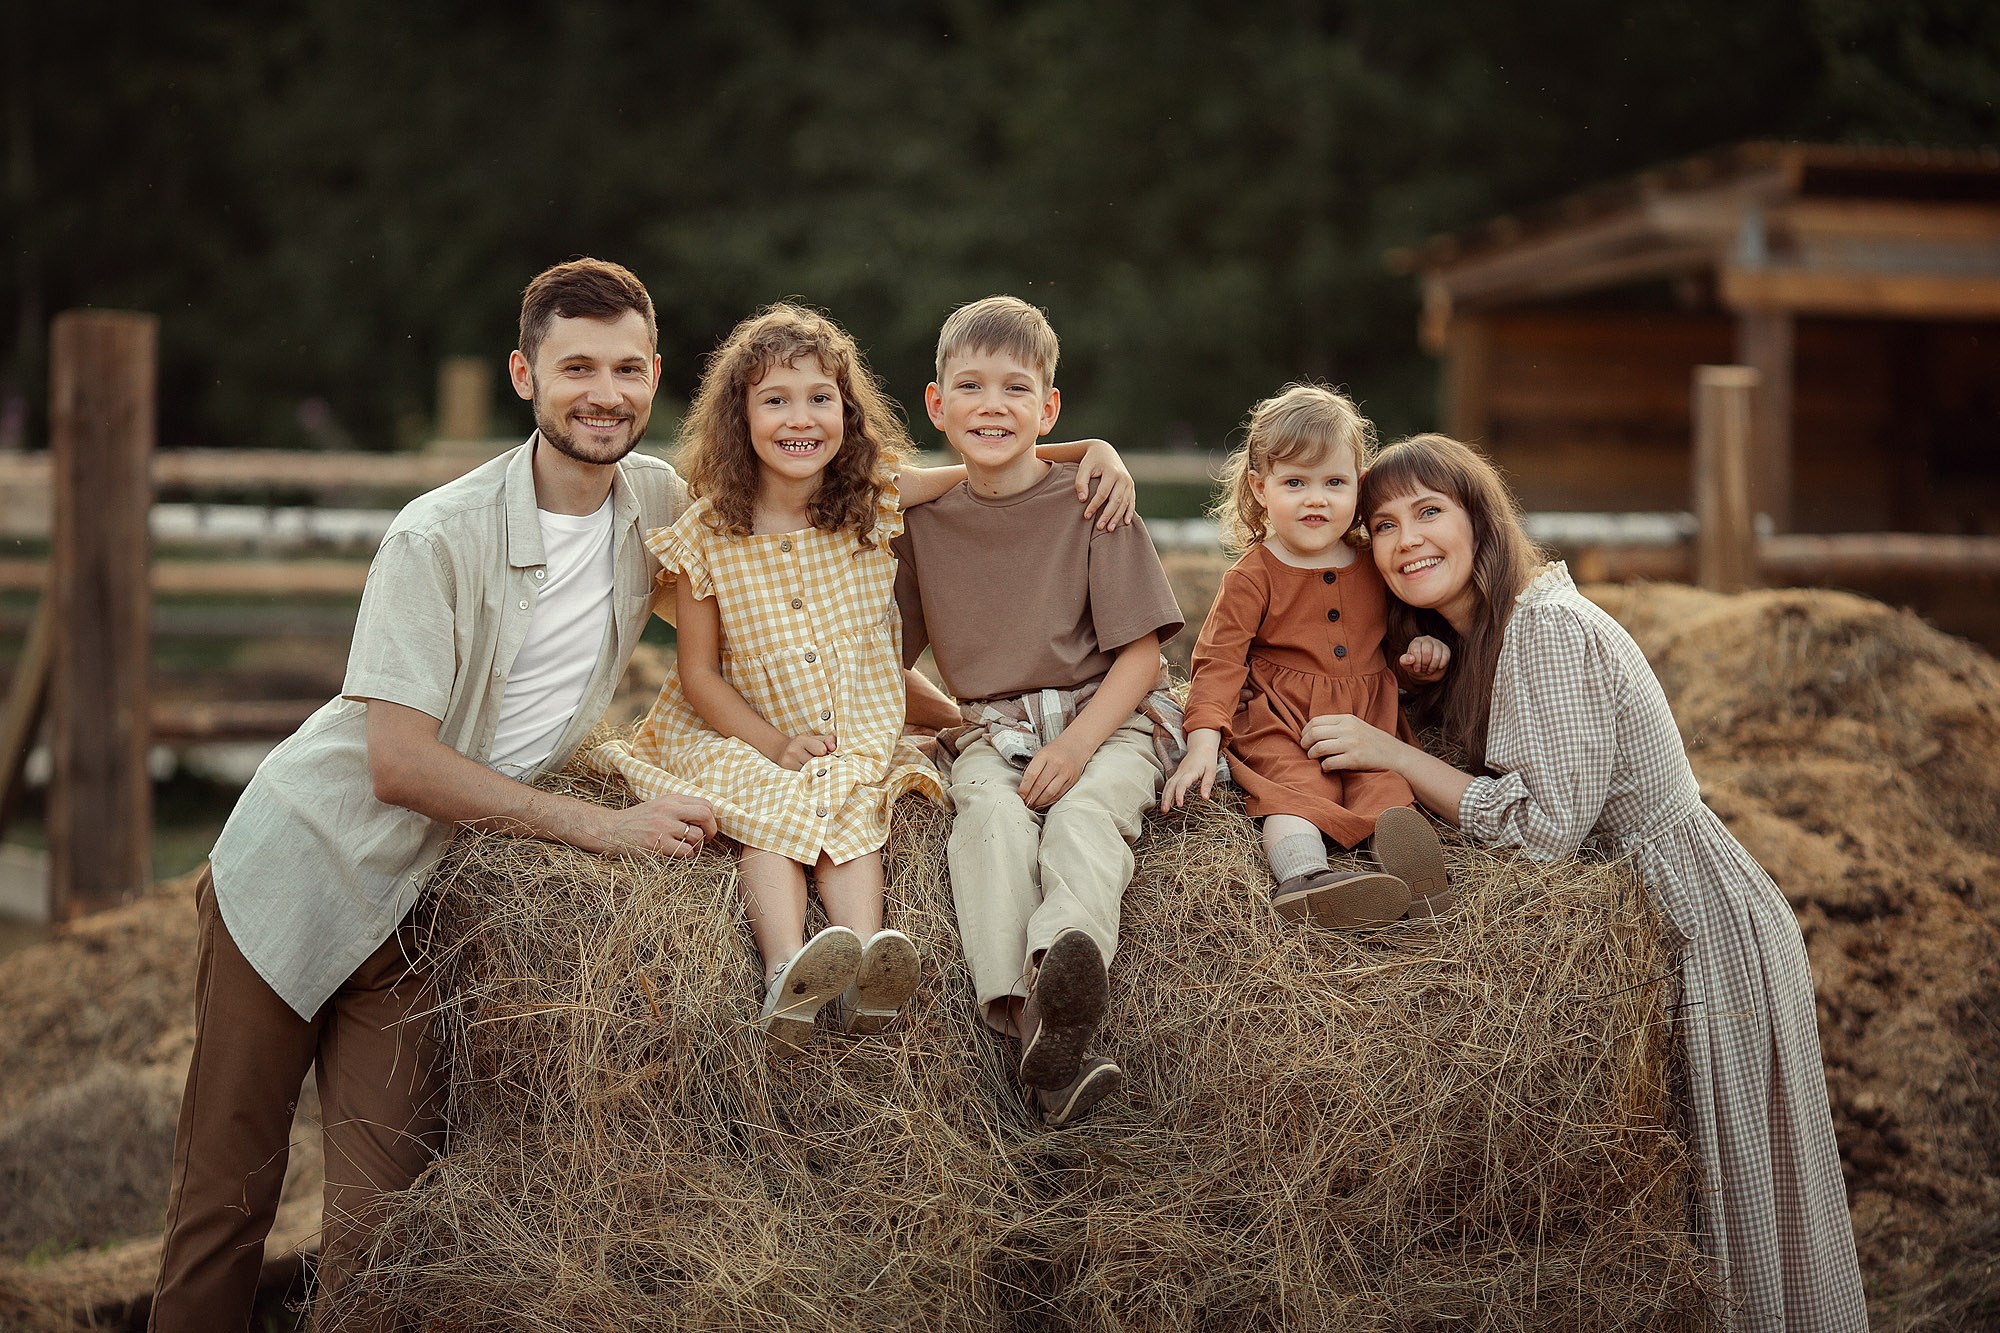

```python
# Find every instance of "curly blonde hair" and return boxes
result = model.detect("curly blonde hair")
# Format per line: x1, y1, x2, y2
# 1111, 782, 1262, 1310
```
679, 304, 912, 548
1211, 383, 1377, 554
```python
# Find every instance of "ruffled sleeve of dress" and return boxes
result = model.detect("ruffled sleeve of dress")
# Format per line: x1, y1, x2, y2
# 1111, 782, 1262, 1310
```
1457, 569, 1625, 861
644, 500, 716, 600
1181, 560, 1270, 739
869, 475, 905, 547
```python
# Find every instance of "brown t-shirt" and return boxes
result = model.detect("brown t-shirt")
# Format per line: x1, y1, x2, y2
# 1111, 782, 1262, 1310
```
893, 462, 1184, 703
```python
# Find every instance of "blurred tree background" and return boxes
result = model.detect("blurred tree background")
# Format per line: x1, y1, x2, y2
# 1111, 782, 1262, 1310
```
4, 0, 1996, 455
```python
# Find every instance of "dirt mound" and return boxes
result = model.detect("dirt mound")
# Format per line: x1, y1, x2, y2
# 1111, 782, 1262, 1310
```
322, 778, 1710, 1331
1586, 582, 2000, 1327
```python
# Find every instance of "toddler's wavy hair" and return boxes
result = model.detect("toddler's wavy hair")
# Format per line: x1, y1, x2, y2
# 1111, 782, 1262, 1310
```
1358, 433, 1547, 770
679, 304, 912, 548
1212, 383, 1377, 555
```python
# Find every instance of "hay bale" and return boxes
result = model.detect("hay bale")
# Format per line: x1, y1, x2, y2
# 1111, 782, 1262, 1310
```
323, 755, 1714, 1331
0, 1064, 181, 1259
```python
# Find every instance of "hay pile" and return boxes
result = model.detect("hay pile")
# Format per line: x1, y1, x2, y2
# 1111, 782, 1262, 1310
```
1587, 582, 2000, 1327
321, 759, 1713, 1331
0, 874, 322, 1330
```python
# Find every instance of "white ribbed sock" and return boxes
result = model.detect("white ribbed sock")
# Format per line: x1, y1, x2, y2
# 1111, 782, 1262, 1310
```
1267, 833, 1330, 885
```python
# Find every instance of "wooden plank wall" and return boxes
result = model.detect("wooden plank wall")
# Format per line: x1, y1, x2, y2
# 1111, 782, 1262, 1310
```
1457, 308, 2000, 531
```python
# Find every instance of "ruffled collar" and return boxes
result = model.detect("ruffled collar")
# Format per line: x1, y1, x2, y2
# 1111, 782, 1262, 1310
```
1514, 560, 1574, 606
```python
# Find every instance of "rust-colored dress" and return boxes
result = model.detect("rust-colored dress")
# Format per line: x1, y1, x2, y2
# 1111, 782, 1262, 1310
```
1181, 542, 1416, 847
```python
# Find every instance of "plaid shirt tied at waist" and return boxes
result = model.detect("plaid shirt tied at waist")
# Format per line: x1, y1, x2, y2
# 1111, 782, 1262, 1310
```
936, 661, 1230, 788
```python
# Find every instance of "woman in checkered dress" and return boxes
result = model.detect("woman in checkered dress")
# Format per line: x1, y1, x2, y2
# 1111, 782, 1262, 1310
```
1305, 434, 1867, 1331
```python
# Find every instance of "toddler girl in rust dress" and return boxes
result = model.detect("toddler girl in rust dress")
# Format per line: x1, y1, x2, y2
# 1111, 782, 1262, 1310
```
1161, 384, 1452, 925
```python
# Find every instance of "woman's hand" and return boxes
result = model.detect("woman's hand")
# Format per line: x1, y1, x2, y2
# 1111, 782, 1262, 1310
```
1400, 634, 1451, 683
1301, 714, 1405, 773
1160, 729, 1222, 812
1075, 439, 1138, 531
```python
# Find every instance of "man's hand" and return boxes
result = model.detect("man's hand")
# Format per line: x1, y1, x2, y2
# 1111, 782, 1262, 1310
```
596, 794, 718, 859
1019, 735, 1089, 809
1301, 713, 1405, 773
774, 734, 837, 771
1076, 439, 1138, 531
1400, 634, 1451, 683
1160, 729, 1222, 812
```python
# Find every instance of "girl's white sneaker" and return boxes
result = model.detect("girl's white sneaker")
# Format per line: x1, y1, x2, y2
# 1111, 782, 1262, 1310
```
760, 926, 863, 1057
835, 928, 921, 1035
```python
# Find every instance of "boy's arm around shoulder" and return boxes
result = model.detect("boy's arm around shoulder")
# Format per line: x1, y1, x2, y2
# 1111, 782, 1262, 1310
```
1016, 631, 1161, 810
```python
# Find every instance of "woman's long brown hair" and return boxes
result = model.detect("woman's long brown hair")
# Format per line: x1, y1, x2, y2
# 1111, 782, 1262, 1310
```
679, 303, 911, 547
1358, 433, 1546, 770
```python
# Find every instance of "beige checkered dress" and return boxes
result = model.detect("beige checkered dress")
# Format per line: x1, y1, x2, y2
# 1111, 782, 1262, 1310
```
1458, 564, 1866, 1332
591, 487, 945, 865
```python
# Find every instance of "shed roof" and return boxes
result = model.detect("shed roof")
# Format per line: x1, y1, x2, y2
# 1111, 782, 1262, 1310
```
1393, 141, 2000, 349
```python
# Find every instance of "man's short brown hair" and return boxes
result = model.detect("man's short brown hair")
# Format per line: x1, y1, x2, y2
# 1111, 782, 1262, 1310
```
518, 259, 656, 364
934, 295, 1059, 389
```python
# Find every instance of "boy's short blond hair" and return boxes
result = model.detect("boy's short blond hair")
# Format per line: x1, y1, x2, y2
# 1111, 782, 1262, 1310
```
934, 295, 1060, 388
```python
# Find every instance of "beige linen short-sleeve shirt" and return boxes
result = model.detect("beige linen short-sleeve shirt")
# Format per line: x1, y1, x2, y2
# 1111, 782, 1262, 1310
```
209, 437, 687, 1018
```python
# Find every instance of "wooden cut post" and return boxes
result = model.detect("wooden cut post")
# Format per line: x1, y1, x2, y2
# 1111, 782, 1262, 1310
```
48, 310, 156, 918
1693, 365, 1759, 594
436, 356, 493, 442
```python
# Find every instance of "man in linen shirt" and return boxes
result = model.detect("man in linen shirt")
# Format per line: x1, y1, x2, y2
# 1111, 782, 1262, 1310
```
149, 259, 717, 1331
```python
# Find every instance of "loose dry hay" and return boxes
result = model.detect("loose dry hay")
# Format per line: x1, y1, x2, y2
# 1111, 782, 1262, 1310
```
322, 762, 1717, 1332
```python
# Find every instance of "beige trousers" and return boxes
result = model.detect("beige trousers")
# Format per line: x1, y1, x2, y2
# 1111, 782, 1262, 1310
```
946, 715, 1159, 1028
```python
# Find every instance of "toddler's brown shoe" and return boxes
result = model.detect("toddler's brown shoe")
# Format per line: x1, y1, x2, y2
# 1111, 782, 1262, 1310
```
1271, 868, 1411, 928
1373, 806, 1452, 918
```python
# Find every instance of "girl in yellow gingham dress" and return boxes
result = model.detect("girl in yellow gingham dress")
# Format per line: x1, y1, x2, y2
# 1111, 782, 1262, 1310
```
593, 304, 1133, 1057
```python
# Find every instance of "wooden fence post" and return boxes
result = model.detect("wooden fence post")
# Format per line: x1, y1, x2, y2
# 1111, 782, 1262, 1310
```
1693, 365, 1760, 594
436, 355, 493, 441
48, 310, 156, 919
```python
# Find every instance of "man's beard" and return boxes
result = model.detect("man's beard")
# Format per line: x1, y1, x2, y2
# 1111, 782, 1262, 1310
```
532, 389, 647, 466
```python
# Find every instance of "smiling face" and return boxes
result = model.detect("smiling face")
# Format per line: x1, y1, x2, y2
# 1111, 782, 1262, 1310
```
1368, 486, 1480, 633
745, 355, 845, 494
1251, 446, 1360, 564
510, 310, 658, 466
924, 349, 1060, 487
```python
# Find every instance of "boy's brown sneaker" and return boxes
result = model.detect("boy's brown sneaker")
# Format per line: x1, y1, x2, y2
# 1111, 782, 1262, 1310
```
1373, 806, 1452, 918
1271, 869, 1411, 928
1033, 1054, 1125, 1129
1017, 928, 1109, 1091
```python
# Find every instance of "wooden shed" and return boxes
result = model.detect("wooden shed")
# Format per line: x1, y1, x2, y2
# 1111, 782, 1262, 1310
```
1394, 141, 2000, 536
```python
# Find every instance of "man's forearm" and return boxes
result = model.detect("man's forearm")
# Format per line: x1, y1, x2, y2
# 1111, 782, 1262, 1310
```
365, 699, 626, 849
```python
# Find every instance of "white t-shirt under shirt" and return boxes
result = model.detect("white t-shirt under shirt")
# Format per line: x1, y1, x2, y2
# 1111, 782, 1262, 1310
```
487, 495, 618, 778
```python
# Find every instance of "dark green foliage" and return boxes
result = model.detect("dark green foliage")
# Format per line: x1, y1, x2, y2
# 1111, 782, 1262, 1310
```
3, 1, 1993, 455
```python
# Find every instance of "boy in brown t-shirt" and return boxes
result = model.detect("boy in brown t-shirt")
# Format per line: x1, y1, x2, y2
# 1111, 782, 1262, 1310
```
893, 296, 1183, 1128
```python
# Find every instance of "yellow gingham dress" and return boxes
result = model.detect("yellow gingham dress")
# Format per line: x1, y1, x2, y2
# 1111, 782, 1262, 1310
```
590, 485, 946, 866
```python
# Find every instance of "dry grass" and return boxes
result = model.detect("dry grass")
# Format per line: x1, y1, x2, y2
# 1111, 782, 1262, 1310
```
319, 752, 1715, 1332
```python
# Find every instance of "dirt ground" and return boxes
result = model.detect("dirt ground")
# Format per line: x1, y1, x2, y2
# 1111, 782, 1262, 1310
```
2, 573, 1996, 1328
